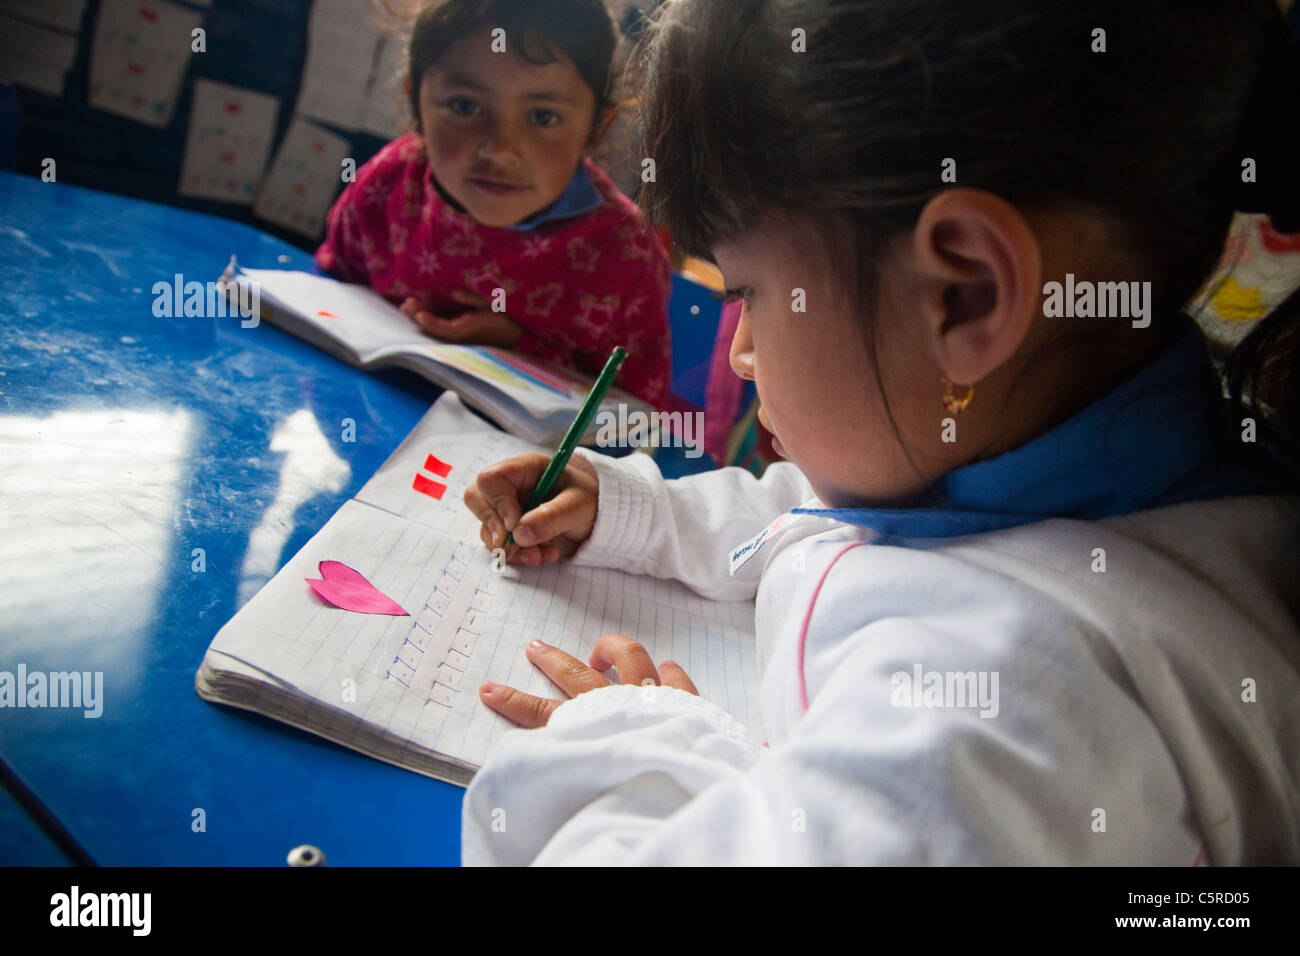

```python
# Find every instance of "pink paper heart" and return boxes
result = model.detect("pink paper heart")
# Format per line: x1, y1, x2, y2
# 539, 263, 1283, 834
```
306, 561, 409, 616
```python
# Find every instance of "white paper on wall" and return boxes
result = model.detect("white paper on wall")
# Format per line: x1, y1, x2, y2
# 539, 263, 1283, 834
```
0, 13, 80, 95
0, 0, 87, 33
0, 54, 64, 95
87, 0, 201, 127
253, 117, 352, 238
178, 78, 279, 205
296, 0, 382, 132
357, 35, 407, 139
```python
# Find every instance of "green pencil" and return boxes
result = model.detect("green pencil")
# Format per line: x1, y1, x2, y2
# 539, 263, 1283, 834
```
507, 345, 628, 546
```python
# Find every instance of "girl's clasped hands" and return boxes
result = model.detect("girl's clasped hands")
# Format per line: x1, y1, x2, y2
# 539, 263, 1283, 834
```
398, 289, 525, 349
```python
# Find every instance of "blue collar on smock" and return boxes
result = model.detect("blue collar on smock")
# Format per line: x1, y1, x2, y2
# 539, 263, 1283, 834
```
791, 327, 1289, 542
506, 162, 602, 232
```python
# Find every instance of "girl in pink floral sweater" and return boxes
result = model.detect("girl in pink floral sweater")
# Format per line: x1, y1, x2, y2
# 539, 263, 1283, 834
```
315, 0, 672, 408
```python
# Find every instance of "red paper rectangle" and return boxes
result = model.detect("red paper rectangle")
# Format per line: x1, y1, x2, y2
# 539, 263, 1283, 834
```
423, 454, 452, 478
412, 473, 447, 500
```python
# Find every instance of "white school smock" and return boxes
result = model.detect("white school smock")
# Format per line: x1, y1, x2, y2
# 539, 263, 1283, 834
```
461, 329, 1300, 865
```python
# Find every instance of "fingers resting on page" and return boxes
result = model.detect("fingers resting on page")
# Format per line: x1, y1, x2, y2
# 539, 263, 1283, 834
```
463, 453, 598, 567
480, 634, 700, 728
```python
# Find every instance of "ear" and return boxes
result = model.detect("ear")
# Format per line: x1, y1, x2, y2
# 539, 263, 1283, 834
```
909, 189, 1041, 386
585, 105, 619, 151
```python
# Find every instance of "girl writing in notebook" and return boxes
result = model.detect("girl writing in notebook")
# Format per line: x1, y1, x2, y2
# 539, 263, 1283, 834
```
315, 0, 673, 408
461, 0, 1300, 863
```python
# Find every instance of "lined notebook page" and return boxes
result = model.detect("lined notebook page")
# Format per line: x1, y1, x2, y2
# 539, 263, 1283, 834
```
204, 393, 761, 771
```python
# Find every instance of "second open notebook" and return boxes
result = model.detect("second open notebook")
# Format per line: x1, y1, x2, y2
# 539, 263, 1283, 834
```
196, 392, 760, 786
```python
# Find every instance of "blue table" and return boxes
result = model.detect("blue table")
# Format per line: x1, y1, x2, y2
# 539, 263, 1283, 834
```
0, 171, 725, 866
0, 171, 463, 864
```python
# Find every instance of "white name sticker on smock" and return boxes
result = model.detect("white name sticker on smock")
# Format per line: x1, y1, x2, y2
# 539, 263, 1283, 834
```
728, 514, 790, 576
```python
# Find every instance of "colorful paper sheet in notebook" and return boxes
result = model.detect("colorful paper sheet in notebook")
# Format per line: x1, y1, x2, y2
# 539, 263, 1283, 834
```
195, 392, 760, 786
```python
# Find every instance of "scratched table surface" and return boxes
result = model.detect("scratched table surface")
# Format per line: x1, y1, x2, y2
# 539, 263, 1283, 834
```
0, 171, 472, 865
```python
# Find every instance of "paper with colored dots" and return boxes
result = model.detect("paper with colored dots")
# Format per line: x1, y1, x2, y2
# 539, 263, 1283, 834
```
253, 118, 352, 239
87, 0, 200, 128
178, 78, 279, 206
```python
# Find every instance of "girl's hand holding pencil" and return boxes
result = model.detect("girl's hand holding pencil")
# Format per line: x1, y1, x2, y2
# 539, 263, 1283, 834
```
466, 454, 703, 729
467, 346, 687, 728
466, 344, 625, 563
463, 452, 599, 567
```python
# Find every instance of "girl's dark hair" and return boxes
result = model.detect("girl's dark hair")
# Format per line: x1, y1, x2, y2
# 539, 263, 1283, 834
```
635, 0, 1300, 488
407, 0, 616, 128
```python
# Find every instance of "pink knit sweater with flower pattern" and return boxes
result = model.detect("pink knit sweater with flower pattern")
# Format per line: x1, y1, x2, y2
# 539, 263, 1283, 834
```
315, 132, 672, 408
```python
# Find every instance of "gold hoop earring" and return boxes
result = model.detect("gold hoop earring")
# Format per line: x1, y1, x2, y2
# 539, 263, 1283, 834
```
941, 375, 975, 416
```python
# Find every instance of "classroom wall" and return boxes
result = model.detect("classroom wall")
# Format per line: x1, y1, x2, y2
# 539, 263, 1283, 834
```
3, 0, 393, 253
1, 0, 654, 255
15, 0, 1286, 258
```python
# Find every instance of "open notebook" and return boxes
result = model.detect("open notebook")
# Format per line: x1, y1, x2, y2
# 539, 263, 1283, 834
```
196, 392, 760, 786
225, 263, 654, 447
